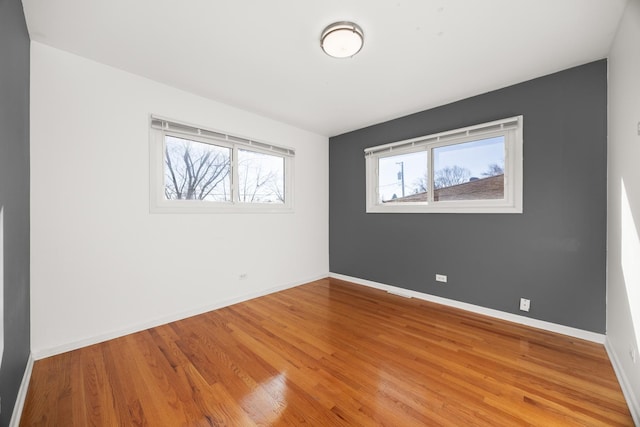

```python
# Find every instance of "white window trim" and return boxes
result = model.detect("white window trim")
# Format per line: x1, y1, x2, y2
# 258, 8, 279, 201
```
150, 115, 294, 213
365, 115, 523, 214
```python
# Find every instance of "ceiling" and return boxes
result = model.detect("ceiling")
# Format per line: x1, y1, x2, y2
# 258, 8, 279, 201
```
22, 0, 627, 137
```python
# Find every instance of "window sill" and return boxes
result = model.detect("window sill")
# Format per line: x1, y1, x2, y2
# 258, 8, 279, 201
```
150, 201, 294, 214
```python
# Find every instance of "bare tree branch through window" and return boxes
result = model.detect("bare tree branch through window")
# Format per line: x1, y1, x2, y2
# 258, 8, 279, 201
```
238, 149, 284, 204
164, 136, 231, 201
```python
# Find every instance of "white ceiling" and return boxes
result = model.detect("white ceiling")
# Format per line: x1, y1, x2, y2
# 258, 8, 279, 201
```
22, 0, 627, 137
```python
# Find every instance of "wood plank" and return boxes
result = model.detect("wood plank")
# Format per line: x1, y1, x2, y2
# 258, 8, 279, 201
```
20, 278, 634, 426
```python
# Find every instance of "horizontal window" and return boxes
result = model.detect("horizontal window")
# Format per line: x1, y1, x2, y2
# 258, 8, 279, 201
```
365, 116, 523, 213
150, 116, 294, 213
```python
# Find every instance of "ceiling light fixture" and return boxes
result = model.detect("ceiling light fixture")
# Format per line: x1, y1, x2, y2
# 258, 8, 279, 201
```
320, 21, 364, 58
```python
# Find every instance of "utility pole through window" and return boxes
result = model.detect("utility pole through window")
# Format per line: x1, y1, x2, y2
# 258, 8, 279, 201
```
396, 161, 405, 198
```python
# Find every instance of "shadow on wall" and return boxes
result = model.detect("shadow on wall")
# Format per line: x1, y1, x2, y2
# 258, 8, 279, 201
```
1, 206, 4, 369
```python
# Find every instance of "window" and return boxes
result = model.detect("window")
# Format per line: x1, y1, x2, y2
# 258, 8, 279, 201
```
164, 135, 232, 202
365, 116, 523, 213
150, 116, 294, 213
237, 149, 285, 203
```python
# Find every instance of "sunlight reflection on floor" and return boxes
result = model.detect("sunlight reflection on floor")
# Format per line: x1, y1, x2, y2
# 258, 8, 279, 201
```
241, 372, 288, 424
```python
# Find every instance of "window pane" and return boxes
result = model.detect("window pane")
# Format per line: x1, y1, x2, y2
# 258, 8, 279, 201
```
433, 136, 504, 201
238, 149, 285, 204
378, 151, 428, 203
164, 136, 231, 201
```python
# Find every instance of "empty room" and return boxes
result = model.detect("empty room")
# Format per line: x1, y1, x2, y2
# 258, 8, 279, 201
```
1, 0, 639, 425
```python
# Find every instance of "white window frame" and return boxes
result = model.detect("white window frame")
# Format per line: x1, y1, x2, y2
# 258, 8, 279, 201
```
365, 115, 523, 214
150, 115, 294, 213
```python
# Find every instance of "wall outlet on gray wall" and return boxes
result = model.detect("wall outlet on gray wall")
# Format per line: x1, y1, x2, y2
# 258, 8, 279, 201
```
519, 298, 531, 312
435, 274, 447, 283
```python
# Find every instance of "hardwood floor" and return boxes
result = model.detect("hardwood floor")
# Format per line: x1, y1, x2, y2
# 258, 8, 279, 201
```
21, 278, 633, 426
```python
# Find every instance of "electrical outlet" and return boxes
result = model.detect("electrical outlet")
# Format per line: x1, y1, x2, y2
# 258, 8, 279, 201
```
519, 298, 530, 312
239, 273, 248, 280
435, 274, 447, 283
630, 345, 637, 364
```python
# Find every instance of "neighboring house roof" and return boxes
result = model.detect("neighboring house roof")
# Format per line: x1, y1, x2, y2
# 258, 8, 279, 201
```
386, 174, 504, 203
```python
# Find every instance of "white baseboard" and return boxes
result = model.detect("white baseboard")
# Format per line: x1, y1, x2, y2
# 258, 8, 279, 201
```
9, 353, 34, 427
329, 273, 606, 344
605, 339, 640, 425
33, 274, 327, 360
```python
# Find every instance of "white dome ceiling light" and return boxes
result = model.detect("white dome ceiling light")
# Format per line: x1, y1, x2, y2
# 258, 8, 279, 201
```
320, 21, 364, 58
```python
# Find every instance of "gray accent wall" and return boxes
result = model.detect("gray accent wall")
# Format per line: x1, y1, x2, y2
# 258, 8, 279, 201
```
329, 60, 607, 333
0, 0, 30, 424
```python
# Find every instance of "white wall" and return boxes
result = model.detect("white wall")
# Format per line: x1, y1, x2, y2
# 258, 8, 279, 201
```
607, 0, 640, 421
30, 42, 329, 357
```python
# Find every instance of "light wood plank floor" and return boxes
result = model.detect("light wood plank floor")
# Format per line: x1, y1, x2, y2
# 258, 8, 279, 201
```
21, 278, 633, 426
